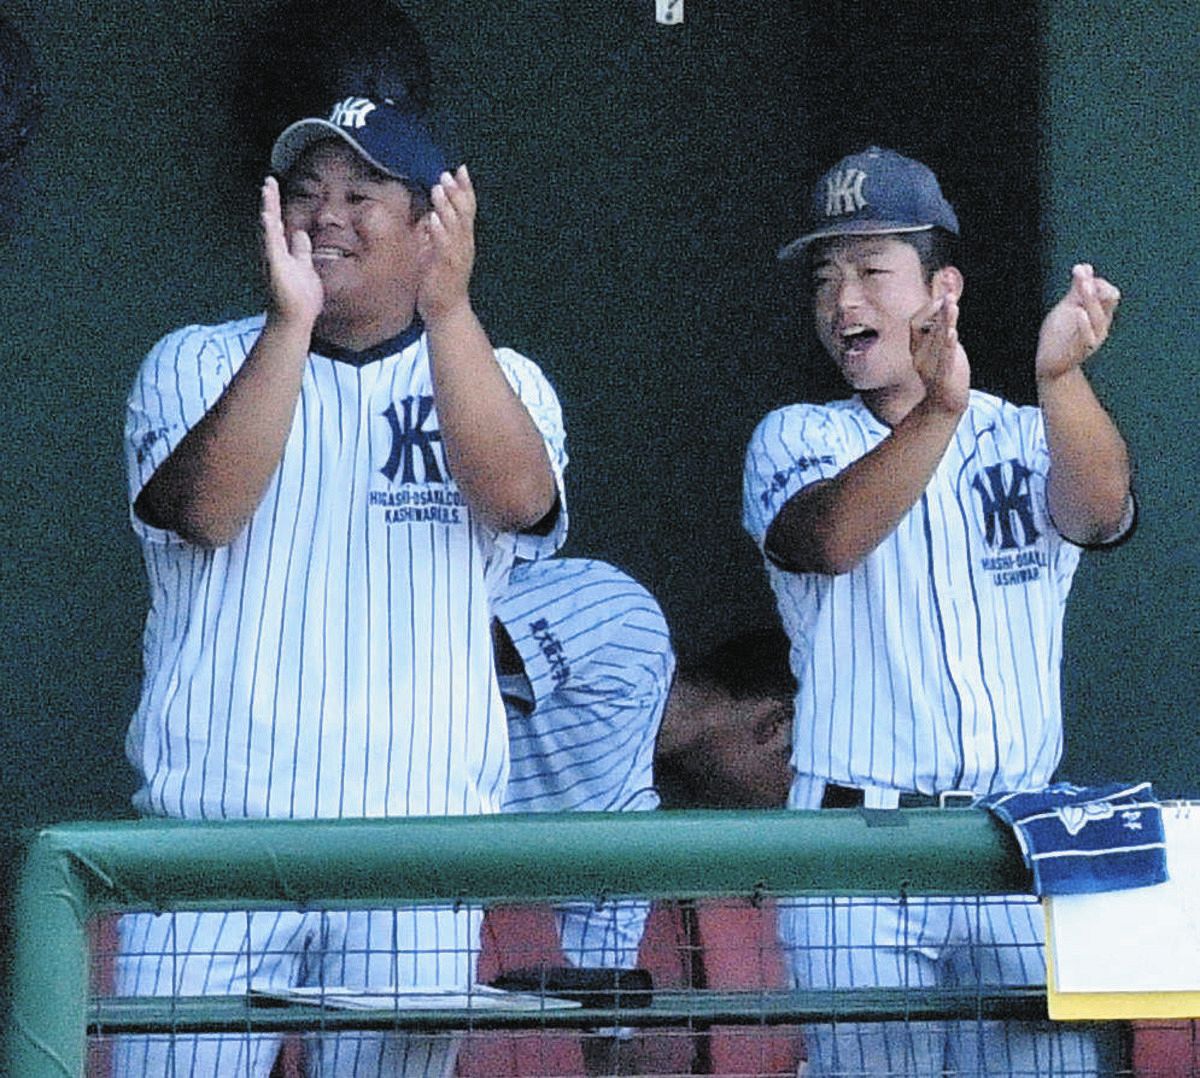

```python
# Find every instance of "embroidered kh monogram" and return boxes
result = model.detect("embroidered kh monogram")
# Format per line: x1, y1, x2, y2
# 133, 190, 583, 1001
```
972, 460, 1041, 550
381, 396, 444, 484
328, 96, 376, 129
825, 168, 867, 216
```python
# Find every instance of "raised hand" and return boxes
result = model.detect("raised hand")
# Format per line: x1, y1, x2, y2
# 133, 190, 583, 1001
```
910, 292, 969, 416
1036, 263, 1120, 384
260, 176, 323, 328
417, 165, 476, 325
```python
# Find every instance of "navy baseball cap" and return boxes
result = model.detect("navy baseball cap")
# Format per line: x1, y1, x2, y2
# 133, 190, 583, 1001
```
778, 146, 959, 261
270, 95, 448, 191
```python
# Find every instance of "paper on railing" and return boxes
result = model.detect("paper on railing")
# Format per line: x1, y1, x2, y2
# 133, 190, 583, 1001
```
1045, 801, 1200, 1018
250, 984, 582, 1011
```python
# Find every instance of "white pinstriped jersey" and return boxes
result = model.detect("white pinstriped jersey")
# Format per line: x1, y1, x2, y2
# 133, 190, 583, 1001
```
744, 390, 1082, 797
496, 558, 671, 814
493, 557, 674, 967
124, 313, 567, 822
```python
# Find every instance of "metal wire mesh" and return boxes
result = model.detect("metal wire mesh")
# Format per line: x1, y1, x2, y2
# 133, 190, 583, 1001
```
10, 812, 1195, 1077
87, 899, 802, 1077
82, 894, 1164, 1076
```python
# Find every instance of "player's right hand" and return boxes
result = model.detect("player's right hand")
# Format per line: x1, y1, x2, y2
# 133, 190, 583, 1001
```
910, 293, 969, 416
260, 176, 323, 328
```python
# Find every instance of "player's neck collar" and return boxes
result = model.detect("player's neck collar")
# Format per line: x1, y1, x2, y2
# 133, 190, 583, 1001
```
854, 392, 903, 432
311, 316, 425, 367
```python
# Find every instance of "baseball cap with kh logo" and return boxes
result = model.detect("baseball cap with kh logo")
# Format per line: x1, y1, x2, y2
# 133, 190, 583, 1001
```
271, 96, 448, 191
778, 146, 959, 261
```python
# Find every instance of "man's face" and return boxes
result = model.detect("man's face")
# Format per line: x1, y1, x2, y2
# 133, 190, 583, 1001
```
706, 695, 793, 809
810, 235, 936, 394
282, 140, 428, 329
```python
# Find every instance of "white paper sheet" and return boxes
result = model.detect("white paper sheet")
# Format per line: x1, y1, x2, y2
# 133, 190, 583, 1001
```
1047, 802, 1200, 994
250, 984, 582, 1011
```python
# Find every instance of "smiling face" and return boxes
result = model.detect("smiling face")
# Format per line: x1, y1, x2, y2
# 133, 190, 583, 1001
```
281, 139, 429, 346
810, 234, 943, 398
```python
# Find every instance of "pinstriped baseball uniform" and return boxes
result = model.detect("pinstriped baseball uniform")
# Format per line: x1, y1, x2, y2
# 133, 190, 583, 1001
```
116, 314, 567, 1077
494, 557, 674, 969
744, 389, 1119, 1076
744, 389, 1077, 799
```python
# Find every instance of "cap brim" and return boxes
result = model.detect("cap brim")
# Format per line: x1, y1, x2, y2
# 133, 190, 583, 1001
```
777, 221, 934, 262
270, 118, 408, 182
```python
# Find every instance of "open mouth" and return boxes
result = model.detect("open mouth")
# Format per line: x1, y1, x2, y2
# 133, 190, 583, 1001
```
311, 246, 352, 262
839, 324, 878, 356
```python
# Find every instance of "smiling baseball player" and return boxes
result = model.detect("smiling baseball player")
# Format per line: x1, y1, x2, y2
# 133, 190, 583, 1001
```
116, 96, 566, 1078
743, 146, 1134, 1076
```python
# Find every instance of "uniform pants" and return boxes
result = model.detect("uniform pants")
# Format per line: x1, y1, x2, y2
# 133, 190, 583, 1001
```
782, 775, 1117, 1077
113, 906, 479, 1078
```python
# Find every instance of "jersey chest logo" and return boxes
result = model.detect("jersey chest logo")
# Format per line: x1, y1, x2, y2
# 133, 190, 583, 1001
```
381, 395, 445, 484
971, 460, 1040, 551
370, 395, 464, 526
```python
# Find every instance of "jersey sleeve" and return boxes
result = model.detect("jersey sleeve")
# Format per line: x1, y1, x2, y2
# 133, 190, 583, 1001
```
493, 347, 569, 560
742, 404, 845, 548
499, 558, 674, 816
123, 321, 253, 543
497, 558, 672, 972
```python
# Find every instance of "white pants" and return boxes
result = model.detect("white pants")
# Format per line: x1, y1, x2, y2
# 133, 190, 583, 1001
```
783, 776, 1116, 1077
113, 906, 479, 1077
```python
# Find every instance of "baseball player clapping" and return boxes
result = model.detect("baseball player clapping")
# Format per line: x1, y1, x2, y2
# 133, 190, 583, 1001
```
118, 97, 567, 1078
744, 146, 1132, 1077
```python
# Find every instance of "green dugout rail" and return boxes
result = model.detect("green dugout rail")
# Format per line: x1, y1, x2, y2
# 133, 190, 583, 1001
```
7, 808, 1036, 1077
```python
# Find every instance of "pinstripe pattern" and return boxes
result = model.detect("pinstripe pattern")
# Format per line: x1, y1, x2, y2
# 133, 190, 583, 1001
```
778, 892, 1105, 1076
743, 390, 1079, 798
782, 776, 1114, 1075
494, 558, 674, 969
124, 315, 567, 822
747, 390, 1110, 1074
114, 907, 472, 1077
118, 316, 567, 1076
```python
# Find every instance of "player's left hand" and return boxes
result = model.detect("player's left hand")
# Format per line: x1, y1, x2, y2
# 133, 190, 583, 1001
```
1035, 263, 1120, 383
416, 164, 476, 326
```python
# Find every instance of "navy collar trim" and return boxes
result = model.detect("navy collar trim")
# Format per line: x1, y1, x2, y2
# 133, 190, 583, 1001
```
311, 316, 425, 367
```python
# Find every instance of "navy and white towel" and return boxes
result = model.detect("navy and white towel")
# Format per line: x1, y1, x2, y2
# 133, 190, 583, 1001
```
980, 782, 1168, 895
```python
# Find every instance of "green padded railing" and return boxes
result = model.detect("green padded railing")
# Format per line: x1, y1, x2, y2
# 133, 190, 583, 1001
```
6, 808, 1033, 1076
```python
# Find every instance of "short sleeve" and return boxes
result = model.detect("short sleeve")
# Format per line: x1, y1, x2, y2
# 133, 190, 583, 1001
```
493, 347, 569, 560
742, 404, 846, 547
123, 320, 259, 542
1004, 398, 1135, 550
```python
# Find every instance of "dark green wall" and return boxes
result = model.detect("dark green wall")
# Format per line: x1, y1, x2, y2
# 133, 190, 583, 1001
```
1043, 0, 1200, 791
0, 0, 1194, 863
